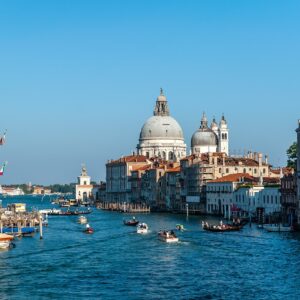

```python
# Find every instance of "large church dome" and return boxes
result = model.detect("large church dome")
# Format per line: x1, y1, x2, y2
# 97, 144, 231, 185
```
139, 115, 184, 141
137, 89, 187, 160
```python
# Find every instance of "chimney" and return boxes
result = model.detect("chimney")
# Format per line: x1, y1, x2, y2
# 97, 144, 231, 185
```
258, 153, 262, 167
208, 152, 213, 165
265, 155, 268, 165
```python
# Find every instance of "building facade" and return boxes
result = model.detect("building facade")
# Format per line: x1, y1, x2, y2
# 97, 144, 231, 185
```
106, 155, 149, 202
75, 165, 93, 201
297, 120, 300, 224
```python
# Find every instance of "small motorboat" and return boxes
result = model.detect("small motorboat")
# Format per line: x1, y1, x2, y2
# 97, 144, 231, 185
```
123, 218, 139, 226
0, 233, 14, 250
176, 224, 185, 231
78, 216, 88, 224
158, 230, 179, 243
137, 223, 148, 234
84, 224, 94, 234
264, 224, 293, 232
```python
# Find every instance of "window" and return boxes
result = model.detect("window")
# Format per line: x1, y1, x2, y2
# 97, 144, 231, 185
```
243, 168, 246, 173
254, 169, 257, 174
226, 168, 229, 173
219, 168, 222, 173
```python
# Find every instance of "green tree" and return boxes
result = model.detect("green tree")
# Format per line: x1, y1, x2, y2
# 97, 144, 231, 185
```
287, 142, 297, 170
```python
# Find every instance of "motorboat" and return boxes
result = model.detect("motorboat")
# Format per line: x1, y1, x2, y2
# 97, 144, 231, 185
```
158, 230, 179, 243
0, 233, 14, 249
84, 224, 94, 234
176, 224, 185, 231
78, 216, 88, 224
123, 218, 139, 226
137, 223, 148, 234
264, 224, 293, 232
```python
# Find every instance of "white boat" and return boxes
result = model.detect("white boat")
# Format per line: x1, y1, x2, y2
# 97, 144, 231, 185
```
264, 224, 293, 232
0, 233, 14, 250
78, 216, 88, 224
158, 230, 179, 243
39, 208, 61, 214
137, 223, 148, 234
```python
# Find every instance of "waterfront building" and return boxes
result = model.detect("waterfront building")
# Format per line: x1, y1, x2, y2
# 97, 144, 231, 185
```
92, 181, 106, 202
206, 173, 281, 218
280, 170, 297, 225
137, 89, 187, 161
0, 186, 25, 196
32, 186, 51, 195
296, 120, 300, 224
179, 151, 272, 214
191, 113, 229, 155
75, 165, 93, 201
106, 155, 149, 202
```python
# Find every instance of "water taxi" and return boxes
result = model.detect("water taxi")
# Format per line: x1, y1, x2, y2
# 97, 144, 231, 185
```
0, 233, 14, 249
78, 216, 88, 224
137, 223, 148, 234
158, 230, 179, 243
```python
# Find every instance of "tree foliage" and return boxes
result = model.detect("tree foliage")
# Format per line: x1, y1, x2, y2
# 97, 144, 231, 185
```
287, 142, 297, 170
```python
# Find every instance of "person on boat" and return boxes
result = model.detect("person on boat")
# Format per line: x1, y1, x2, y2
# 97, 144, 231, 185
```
86, 223, 90, 229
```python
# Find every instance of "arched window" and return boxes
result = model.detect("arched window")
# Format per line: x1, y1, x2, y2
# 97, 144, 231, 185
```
146, 152, 150, 158
169, 151, 174, 160
162, 151, 166, 160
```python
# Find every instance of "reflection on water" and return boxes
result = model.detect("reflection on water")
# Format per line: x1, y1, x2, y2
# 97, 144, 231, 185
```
0, 196, 300, 299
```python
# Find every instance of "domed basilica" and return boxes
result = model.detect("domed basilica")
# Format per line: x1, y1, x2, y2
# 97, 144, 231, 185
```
137, 89, 229, 161
137, 89, 187, 160
191, 113, 229, 155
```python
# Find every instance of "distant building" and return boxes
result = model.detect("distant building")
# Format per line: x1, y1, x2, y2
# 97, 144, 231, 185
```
280, 170, 297, 225
75, 165, 93, 201
106, 155, 150, 202
179, 151, 272, 214
92, 181, 106, 201
296, 120, 300, 225
0, 186, 25, 196
206, 173, 281, 218
33, 186, 51, 195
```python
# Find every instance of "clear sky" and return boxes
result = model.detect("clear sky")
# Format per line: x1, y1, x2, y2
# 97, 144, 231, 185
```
0, 0, 300, 185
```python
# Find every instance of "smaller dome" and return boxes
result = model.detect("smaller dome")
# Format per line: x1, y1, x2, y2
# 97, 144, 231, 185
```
191, 128, 218, 147
157, 88, 167, 102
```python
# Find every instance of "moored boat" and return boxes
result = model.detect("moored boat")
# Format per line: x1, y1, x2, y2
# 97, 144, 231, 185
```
264, 224, 293, 232
137, 223, 148, 234
0, 233, 14, 249
158, 230, 179, 243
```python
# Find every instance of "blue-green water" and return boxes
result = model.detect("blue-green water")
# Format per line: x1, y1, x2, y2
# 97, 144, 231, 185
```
1, 196, 300, 300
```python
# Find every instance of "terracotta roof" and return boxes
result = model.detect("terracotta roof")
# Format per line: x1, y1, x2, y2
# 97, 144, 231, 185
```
270, 167, 294, 175
166, 166, 181, 173
132, 164, 151, 171
210, 173, 255, 183
107, 155, 148, 165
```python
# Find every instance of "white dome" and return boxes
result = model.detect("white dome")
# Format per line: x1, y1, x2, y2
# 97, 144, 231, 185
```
191, 128, 218, 147
139, 116, 184, 141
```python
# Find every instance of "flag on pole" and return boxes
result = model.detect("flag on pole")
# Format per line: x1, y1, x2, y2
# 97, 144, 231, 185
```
0, 130, 7, 145
0, 162, 8, 176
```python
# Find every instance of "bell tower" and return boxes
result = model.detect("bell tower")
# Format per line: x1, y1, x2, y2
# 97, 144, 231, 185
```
218, 114, 229, 155
153, 88, 170, 116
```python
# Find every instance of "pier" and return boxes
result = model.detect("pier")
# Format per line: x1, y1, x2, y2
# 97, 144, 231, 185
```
96, 201, 150, 213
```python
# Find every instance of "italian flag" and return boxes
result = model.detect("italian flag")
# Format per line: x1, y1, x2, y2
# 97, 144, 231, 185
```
0, 130, 7, 146
0, 162, 7, 176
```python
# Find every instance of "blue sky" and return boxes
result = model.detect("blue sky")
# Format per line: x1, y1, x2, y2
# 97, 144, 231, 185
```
0, 0, 299, 184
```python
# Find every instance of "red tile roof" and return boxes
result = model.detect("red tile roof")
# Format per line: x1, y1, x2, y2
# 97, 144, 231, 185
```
210, 173, 255, 183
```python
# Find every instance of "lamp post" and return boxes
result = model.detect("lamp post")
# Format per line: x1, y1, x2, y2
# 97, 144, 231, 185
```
186, 203, 189, 218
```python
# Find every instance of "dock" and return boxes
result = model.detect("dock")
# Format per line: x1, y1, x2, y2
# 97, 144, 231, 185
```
96, 201, 150, 213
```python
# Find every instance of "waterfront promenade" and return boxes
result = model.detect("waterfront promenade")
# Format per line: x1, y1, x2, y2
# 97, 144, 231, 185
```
0, 196, 300, 299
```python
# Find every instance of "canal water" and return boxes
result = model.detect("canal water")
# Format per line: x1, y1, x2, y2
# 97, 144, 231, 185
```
1, 195, 300, 300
